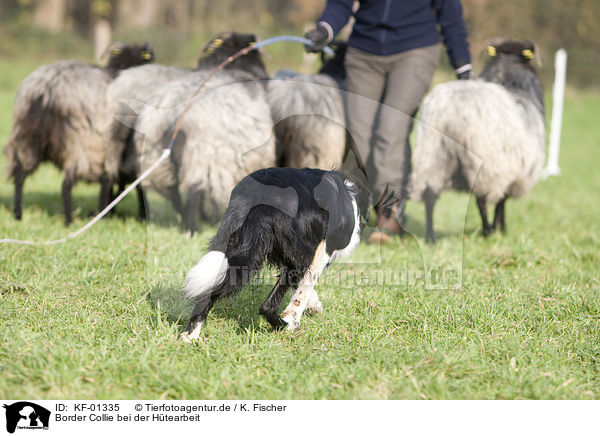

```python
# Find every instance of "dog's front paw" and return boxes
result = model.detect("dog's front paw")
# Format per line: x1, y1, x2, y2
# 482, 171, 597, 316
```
306, 300, 323, 315
285, 321, 299, 331
180, 331, 202, 343
280, 311, 299, 330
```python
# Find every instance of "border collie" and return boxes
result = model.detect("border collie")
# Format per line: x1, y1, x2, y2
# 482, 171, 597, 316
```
181, 167, 370, 341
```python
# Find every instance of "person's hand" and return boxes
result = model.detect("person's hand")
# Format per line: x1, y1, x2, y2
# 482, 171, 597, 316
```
304, 24, 331, 53
456, 63, 474, 80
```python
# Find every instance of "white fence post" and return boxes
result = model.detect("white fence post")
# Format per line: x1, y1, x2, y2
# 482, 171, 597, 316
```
542, 48, 567, 179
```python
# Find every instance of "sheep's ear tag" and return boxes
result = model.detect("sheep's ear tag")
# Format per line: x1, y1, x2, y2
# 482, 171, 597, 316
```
486, 45, 497, 57
112, 48, 122, 56
522, 49, 535, 60
213, 38, 224, 47
141, 51, 152, 60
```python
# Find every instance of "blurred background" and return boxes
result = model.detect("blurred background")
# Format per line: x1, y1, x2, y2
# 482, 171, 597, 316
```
0, 0, 598, 86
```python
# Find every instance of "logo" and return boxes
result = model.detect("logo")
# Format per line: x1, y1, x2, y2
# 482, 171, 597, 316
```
3, 402, 50, 434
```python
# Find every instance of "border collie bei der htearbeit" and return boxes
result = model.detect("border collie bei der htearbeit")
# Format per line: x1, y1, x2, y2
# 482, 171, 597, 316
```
181, 167, 370, 341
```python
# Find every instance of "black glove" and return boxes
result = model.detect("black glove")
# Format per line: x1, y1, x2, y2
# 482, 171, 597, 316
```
455, 63, 474, 80
304, 23, 331, 53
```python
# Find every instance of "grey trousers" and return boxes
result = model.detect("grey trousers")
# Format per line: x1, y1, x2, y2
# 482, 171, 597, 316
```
344, 44, 440, 201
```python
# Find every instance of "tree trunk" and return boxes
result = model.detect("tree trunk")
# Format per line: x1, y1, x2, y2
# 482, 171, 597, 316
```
116, 0, 161, 29
94, 18, 112, 62
33, 0, 68, 33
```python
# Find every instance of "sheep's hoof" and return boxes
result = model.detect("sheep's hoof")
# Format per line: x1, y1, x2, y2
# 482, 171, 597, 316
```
481, 227, 494, 237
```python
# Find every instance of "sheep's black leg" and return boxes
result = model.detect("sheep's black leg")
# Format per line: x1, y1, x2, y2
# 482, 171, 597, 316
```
476, 196, 492, 236
183, 188, 200, 236
13, 164, 25, 221
118, 179, 126, 196
493, 197, 507, 234
423, 187, 438, 244
62, 173, 75, 225
167, 185, 184, 217
136, 184, 147, 221
259, 269, 293, 330
98, 175, 112, 213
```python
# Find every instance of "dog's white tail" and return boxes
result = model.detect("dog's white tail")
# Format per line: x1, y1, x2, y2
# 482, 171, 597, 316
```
184, 251, 229, 299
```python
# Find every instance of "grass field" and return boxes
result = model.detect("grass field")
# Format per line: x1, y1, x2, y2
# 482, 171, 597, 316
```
0, 58, 598, 400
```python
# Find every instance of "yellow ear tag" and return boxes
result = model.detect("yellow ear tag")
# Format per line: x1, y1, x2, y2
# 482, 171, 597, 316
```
522, 49, 535, 59
141, 51, 152, 60
112, 48, 122, 56
486, 45, 497, 57
213, 38, 224, 47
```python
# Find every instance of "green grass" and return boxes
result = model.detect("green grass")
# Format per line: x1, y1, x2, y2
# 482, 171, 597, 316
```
0, 59, 599, 400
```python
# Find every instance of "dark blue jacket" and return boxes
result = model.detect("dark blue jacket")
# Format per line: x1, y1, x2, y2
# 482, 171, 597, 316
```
319, 0, 470, 69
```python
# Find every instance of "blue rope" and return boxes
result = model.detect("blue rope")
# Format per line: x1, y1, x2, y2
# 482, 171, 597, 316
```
253, 35, 335, 56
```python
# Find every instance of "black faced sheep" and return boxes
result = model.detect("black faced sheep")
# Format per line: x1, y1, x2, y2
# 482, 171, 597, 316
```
4, 42, 154, 224
267, 42, 347, 170
409, 39, 546, 243
128, 32, 275, 235
106, 32, 270, 221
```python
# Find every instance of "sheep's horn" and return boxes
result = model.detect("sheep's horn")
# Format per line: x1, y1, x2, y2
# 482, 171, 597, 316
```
481, 36, 507, 56
101, 41, 127, 62
533, 42, 542, 67
199, 31, 233, 55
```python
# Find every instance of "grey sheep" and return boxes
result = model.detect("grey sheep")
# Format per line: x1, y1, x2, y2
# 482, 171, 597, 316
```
4, 43, 154, 224
267, 42, 347, 170
409, 39, 546, 243
106, 32, 269, 221
128, 33, 275, 234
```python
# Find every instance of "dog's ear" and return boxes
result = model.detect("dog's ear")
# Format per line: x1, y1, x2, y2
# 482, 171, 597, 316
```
314, 173, 355, 253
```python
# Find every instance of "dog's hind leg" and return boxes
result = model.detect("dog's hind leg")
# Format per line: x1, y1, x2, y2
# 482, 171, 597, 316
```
182, 243, 269, 341
182, 293, 219, 343
259, 269, 292, 329
281, 241, 330, 330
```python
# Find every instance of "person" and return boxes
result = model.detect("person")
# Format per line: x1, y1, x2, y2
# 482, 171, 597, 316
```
305, 0, 473, 244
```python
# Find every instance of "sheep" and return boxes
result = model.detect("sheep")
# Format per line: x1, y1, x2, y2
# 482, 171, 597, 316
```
4, 42, 154, 224
129, 32, 275, 234
267, 42, 347, 169
409, 39, 546, 243
106, 32, 269, 221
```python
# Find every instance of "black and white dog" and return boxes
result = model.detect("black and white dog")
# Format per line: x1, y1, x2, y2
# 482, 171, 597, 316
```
181, 167, 370, 341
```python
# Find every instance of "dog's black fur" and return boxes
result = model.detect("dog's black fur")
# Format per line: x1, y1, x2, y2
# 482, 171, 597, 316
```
182, 167, 370, 337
